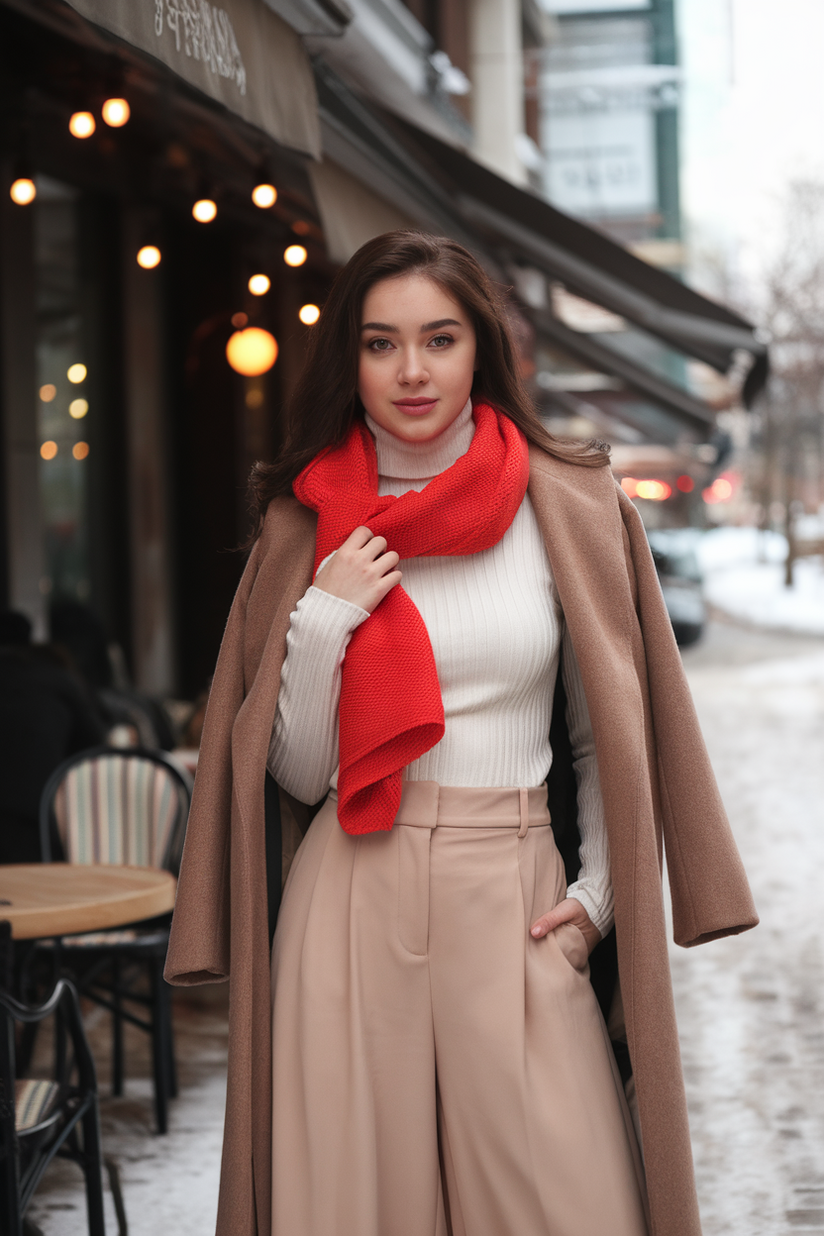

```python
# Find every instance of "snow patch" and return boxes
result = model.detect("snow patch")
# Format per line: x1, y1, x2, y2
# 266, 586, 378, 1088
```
695, 527, 824, 635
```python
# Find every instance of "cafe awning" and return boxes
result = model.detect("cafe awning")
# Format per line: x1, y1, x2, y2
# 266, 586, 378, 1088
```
383, 117, 769, 411
61, 0, 321, 158
309, 68, 768, 440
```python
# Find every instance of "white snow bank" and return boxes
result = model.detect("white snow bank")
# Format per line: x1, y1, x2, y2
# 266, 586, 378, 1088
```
694, 526, 824, 635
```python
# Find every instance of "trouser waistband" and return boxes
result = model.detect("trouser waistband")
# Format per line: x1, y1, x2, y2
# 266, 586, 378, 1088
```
328, 782, 551, 838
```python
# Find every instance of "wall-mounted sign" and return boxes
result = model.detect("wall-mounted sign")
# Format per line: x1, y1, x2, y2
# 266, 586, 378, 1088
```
64, 0, 320, 157
542, 0, 650, 12
542, 108, 656, 218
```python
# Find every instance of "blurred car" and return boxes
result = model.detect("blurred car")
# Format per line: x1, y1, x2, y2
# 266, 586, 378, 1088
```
646, 529, 706, 647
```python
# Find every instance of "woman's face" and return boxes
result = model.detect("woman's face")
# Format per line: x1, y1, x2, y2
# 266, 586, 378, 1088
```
358, 273, 477, 443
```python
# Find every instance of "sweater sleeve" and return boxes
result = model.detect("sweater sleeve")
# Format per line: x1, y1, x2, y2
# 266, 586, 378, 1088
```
561, 623, 615, 938
267, 585, 369, 804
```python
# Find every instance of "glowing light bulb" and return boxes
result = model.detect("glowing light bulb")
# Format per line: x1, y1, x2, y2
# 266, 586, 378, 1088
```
225, 328, 278, 376
102, 98, 130, 127
283, 245, 307, 267
248, 274, 271, 296
69, 112, 96, 139
67, 364, 87, 384
192, 198, 217, 223
252, 183, 277, 209
231, 312, 248, 329
40, 441, 58, 460
299, 304, 320, 325
69, 399, 89, 419
10, 178, 36, 205
73, 442, 90, 460
137, 245, 161, 269
39, 384, 56, 403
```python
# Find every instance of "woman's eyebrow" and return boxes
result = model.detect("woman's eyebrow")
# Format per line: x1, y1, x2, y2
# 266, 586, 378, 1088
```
420, 318, 461, 331
360, 318, 463, 332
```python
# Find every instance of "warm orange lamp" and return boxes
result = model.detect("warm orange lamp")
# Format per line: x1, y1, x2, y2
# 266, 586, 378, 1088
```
226, 328, 278, 376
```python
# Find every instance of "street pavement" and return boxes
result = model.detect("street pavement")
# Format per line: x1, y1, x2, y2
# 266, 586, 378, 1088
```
675, 618, 824, 1236
24, 618, 824, 1235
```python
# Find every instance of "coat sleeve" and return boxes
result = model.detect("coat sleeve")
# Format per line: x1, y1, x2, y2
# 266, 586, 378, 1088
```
617, 487, 759, 947
165, 538, 264, 985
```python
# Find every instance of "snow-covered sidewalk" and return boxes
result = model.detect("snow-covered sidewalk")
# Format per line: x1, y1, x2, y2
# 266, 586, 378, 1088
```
697, 526, 824, 636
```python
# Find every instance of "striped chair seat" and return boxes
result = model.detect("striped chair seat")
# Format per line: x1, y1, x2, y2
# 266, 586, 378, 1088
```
54, 753, 181, 867
15, 1079, 61, 1132
59, 928, 169, 948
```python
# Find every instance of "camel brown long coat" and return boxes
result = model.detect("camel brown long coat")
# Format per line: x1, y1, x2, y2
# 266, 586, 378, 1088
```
165, 445, 758, 1236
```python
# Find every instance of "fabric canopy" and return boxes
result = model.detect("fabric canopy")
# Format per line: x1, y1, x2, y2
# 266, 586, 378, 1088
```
311, 63, 767, 439
385, 117, 768, 409
63, 0, 321, 158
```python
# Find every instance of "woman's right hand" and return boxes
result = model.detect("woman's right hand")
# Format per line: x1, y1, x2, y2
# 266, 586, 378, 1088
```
314, 526, 402, 614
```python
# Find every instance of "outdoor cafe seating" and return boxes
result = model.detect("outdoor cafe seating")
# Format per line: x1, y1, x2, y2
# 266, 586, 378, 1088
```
0, 978, 105, 1236
1, 742, 191, 1231
36, 746, 192, 1135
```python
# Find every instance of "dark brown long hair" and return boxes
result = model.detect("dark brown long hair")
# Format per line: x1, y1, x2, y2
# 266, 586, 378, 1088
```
249, 231, 609, 534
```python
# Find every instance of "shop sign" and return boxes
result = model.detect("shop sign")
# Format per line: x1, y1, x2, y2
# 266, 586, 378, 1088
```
64, 0, 321, 157
154, 2, 247, 97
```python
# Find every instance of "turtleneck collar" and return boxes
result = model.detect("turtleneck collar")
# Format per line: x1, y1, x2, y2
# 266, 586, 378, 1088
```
365, 396, 475, 480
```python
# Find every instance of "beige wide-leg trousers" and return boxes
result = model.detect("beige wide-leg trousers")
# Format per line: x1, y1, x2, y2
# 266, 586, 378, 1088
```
271, 782, 648, 1236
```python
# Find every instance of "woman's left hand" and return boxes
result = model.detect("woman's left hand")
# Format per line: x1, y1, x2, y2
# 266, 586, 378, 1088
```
530, 898, 601, 955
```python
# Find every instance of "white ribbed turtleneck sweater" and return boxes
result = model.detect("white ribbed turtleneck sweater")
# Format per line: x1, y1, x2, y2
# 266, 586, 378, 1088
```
267, 399, 614, 934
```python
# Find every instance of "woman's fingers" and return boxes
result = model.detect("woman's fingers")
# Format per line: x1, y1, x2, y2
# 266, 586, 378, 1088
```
530, 897, 601, 953
313, 528, 402, 613
347, 526, 375, 549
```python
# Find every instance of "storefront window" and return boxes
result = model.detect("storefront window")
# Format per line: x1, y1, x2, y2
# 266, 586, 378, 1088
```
34, 176, 90, 602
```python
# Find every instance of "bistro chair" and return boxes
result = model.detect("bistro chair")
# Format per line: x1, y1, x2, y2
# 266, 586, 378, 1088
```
0, 978, 105, 1236
38, 746, 192, 1135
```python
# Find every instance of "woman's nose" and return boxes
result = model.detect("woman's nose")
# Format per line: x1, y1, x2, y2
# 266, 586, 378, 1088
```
398, 348, 429, 385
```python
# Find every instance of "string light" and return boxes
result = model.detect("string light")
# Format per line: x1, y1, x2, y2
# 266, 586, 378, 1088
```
67, 363, 87, 384
192, 198, 217, 223
73, 442, 90, 460
102, 98, 130, 127
284, 244, 307, 267
10, 178, 36, 205
299, 304, 320, 325
137, 245, 161, 269
39, 385, 56, 402
252, 183, 277, 208
226, 328, 278, 376
248, 274, 270, 296
69, 112, 96, 139
69, 399, 88, 419
231, 312, 248, 329
40, 441, 58, 460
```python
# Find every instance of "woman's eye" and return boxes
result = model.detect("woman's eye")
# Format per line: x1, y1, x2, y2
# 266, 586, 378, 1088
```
429, 334, 453, 348
367, 337, 394, 352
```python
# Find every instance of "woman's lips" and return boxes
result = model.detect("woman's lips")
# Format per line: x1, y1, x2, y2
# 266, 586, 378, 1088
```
392, 398, 438, 416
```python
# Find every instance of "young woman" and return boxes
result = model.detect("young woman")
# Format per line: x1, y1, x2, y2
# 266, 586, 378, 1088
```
166, 232, 758, 1236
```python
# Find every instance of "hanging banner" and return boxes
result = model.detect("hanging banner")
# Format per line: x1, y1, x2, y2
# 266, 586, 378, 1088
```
64, 0, 321, 157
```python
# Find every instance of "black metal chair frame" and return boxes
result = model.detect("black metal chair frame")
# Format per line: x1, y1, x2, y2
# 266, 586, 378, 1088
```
0, 978, 105, 1236
37, 746, 192, 1135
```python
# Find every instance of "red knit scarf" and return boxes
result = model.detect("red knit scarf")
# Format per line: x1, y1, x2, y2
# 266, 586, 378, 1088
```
293, 402, 529, 835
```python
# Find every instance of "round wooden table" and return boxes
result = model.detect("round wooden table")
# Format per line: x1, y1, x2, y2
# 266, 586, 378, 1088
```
0, 864, 177, 940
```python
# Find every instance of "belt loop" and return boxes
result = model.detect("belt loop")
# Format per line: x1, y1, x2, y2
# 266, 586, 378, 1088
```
518, 788, 529, 838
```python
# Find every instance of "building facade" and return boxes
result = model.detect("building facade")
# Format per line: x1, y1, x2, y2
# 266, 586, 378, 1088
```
0, 0, 765, 701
